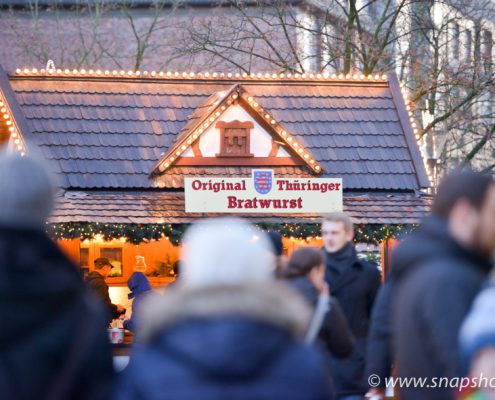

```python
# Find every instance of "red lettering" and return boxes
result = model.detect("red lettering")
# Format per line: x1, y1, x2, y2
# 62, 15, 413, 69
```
191, 180, 202, 190
259, 199, 272, 208
297, 198, 303, 208
335, 183, 341, 191
228, 196, 238, 208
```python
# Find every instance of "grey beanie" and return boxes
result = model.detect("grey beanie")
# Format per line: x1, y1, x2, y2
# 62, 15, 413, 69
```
0, 153, 54, 229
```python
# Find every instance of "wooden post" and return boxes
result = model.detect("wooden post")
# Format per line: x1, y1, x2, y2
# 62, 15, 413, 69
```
56, 238, 81, 267
381, 238, 398, 282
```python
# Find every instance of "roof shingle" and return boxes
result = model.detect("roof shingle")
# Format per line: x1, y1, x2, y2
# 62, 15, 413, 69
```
6, 74, 429, 191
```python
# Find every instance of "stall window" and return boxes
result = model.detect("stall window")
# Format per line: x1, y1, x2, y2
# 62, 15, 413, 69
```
79, 248, 90, 277
100, 247, 123, 277
216, 121, 254, 157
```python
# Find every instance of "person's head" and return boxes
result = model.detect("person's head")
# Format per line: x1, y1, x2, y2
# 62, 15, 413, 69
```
433, 169, 495, 257
266, 231, 283, 257
321, 212, 354, 253
0, 152, 54, 229
94, 257, 112, 277
127, 271, 152, 299
180, 218, 274, 288
286, 247, 325, 288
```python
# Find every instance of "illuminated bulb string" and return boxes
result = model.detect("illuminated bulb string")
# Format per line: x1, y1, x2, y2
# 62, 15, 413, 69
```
47, 222, 416, 245
0, 95, 26, 156
14, 67, 389, 82
400, 81, 433, 187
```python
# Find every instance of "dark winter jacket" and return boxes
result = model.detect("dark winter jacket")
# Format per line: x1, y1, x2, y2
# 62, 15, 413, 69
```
393, 216, 492, 400
0, 227, 114, 400
364, 276, 395, 389
324, 243, 381, 397
115, 282, 333, 400
124, 272, 156, 333
290, 277, 354, 358
85, 269, 119, 323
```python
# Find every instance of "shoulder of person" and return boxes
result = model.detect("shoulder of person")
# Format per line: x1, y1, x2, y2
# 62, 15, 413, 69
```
356, 258, 380, 274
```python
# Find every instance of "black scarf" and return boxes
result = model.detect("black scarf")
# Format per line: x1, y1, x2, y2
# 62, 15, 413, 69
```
324, 242, 358, 286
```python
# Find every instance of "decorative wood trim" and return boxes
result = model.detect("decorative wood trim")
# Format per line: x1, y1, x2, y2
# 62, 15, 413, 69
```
191, 140, 202, 157
217, 120, 255, 157
237, 97, 297, 158
175, 156, 304, 166
269, 140, 279, 157
388, 73, 430, 188
216, 120, 254, 129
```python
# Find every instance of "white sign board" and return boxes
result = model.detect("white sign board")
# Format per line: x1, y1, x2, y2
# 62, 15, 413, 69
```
185, 170, 342, 213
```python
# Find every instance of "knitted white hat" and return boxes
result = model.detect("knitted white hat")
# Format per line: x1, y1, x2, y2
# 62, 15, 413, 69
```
180, 218, 275, 288
0, 152, 54, 229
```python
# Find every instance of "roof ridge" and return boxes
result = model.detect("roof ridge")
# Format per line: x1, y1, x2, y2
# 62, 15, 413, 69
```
11, 67, 390, 84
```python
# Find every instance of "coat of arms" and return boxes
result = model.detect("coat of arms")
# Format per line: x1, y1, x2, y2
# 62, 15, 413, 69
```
253, 170, 273, 194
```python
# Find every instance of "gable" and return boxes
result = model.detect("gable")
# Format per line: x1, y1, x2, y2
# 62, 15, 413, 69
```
152, 84, 323, 174
181, 104, 290, 158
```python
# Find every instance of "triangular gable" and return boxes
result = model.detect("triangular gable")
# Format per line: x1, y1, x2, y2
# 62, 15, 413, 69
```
151, 85, 323, 175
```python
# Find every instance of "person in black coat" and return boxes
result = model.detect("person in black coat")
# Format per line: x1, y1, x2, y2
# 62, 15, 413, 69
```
85, 257, 125, 324
364, 274, 395, 399
0, 153, 114, 400
285, 246, 354, 359
322, 212, 381, 400
115, 218, 332, 400
392, 170, 495, 400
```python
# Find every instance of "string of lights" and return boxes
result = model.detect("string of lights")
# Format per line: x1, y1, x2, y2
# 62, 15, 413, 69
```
15, 67, 388, 82
47, 222, 416, 246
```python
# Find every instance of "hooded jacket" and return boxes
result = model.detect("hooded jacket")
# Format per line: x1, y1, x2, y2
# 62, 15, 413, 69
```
115, 282, 333, 400
0, 227, 114, 400
124, 272, 156, 333
393, 216, 492, 400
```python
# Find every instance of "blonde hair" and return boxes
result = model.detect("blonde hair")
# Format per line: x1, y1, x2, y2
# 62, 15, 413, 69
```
322, 212, 353, 233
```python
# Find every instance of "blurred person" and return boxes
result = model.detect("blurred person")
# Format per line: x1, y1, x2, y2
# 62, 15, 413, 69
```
285, 246, 354, 358
0, 153, 113, 400
115, 218, 332, 400
123, 271, 158, 334
322, 212, 381, 400
459, 283, 495, 399
364, 272, 395, 400
85, 257, 125, 324
393, 170, 495, 400
266, 230, 286, 278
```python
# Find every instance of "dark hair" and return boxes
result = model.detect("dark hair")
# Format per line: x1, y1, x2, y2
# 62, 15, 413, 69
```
94, 257, 111, 270
266, 231, 283, 257
285, 247, 325, 278
432, 169, 494, 220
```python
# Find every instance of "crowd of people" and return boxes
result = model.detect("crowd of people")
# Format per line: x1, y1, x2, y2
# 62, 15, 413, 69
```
1, 150, 495, 400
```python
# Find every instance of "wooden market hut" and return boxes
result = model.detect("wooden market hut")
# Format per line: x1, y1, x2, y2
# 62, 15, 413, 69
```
0, 66, 431, 291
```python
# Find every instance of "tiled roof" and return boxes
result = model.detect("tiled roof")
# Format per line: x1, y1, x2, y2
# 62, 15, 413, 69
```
50, 191, 432, 225
4, 71, 429, 191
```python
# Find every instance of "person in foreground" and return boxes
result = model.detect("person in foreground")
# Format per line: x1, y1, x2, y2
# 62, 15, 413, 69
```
322, 212, 381, 399
393, 169, 495, 400
0, 152, 114, 400
115, 218, 332, 399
